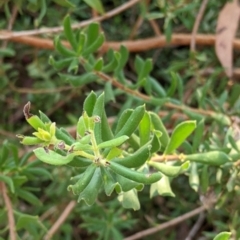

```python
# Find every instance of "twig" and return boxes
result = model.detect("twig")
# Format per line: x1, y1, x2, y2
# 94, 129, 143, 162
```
1, 4, 18, 48
124, 205, 206, 240
185, 212, 205, 240
0, 0, 141, 39
9, 82, 74, 94
190, 0, 209, 52
0, 182, 16, 240
7, 33, 240, 53
44, 200, 76, 240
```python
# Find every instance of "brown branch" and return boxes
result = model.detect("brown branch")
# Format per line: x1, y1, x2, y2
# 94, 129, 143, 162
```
44, 200, 76, 240
0, 182, 16, 240
190, 0, 209, 52
124, 205, 206, 240
6, 33, 240, 53
0, 0, 141, 40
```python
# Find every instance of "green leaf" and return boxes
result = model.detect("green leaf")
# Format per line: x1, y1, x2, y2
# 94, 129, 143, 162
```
112, 142, 151, 168
167, 72, 179, 97
63, 15, 78, 52
115, 105, 145, 138
115, 45, 129, 72
59, 72, 96, 87
0, 175, 15, 193
54, 36, 76, 57
102, 50, 119, 72
24, 167, 52, 179
189, 162, 199, 192
115, 109, 133, 134
108, 161, 161, 184
164, 120, 196, 154
94, 57, 103, 71
200, 165, 209, 193
16, 188, 42, 206
149, 161, 189, 177
118, 189, 140, 211
192, 119, 204, 151
77, 167, 103, 205
186, 151, 230, 166
100, 166, 119, 196
56, 127, 75, 145
92, 92, 105, 144
116, 174, 143, 192
139, 112, 151, 146
150, 175, 175, 197
82, 33, 105, 57
49, 56, 73, 70
83, 0, 104, 14
98, 136, 129, 149
149, 112, 169, 149
83, 91, 97, 116
213, 232, 231, 240
33, 148, 75, 165
68, 163, 97, 195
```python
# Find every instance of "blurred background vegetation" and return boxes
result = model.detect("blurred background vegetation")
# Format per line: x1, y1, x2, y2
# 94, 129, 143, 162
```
0, 0, 240, 239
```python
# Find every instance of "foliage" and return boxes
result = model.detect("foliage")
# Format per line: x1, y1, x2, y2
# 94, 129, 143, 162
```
1, 0, 240, 239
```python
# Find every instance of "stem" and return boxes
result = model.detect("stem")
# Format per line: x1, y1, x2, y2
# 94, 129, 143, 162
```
90, 130, 101, 158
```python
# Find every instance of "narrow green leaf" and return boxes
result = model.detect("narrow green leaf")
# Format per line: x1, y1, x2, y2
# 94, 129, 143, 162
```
54, 36, 76, 57
56, 127, 75, 145
164, 120, 196, 154
150, 112, 169, 149
108, 161, 161, 184
139, 112, 151, 146
33, 148, 75, 165
116, 174, 143, 192
115, 105, 145, 138
102, 50, 119, 72
115, 109, 133, 134
115, 45, 129, 72
192, 119, 204, 151
94, 57, 103, 71
59, 72, 95, 87
98, 136, 129, 149
83, 91, 97, 116
92, 92, 105, 144
49, 56, 73, 70
112, 142, 151, 168
16, 188, 42, 206
82, 33, 105, 57
63, 15, 78, 51
200, 165, 209, 193
68, 163, 97, 195
186, 151, 230, 166
77, 167, 103, 205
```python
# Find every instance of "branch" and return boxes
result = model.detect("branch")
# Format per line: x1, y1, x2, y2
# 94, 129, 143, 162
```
190, 0, 209, 52
124, 205, 206, 240
0, 182, 16, 240
44, 200, 76, 240
0, 0, 141, 40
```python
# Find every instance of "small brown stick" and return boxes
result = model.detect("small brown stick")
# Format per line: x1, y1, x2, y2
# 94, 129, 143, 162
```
44, 200, 76, 240
190, 0, 209, 52
0, 182, 16, 240
124, 205, 206, 240
1, 4, 18, 48
0, 0, 141, 40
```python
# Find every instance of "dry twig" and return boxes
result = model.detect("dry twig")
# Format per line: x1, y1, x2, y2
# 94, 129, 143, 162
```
0, 182, 16, 240
190, 0, 209, 52
44, 200, 76, 240
0, 0, 141, 40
